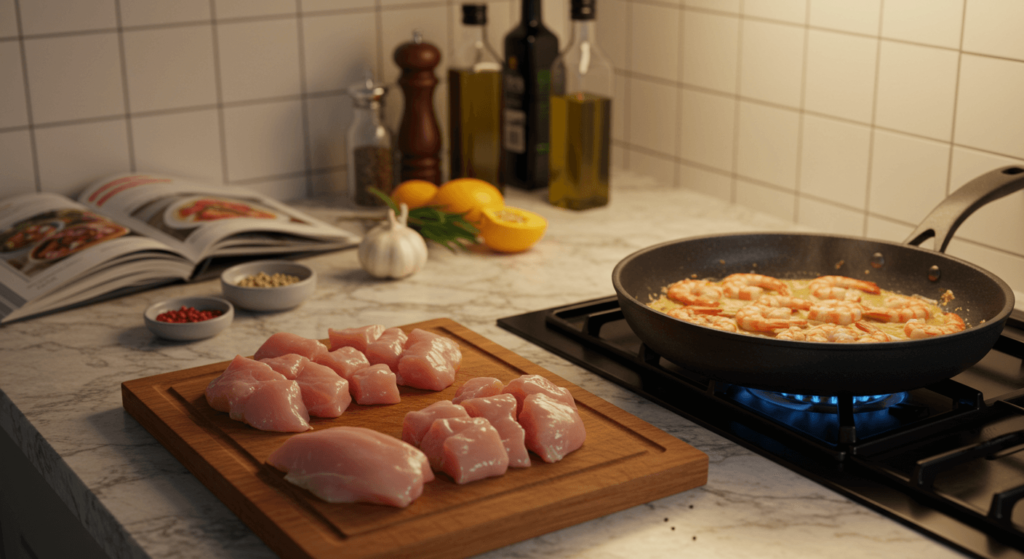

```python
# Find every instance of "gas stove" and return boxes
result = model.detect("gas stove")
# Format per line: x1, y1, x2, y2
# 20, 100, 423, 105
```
498, 296, 1024, 559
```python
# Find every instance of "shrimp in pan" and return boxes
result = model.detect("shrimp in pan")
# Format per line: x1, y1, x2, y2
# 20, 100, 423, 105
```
666, 306, 738, 333
721, 273, 790, 300
809, 275, 880, 302
735, 303, 807, 333
667, 279, 723, 307
807, 300, 863, 326
904, 313, 966, 339
863, 295, 931, 323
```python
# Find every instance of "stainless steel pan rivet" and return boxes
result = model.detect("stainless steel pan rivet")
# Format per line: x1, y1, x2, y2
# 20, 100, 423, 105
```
928, 265, 941, 282
871, 252, 885, 269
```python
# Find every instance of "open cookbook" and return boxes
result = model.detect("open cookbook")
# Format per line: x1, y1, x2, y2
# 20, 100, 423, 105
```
0, 173, 360, 323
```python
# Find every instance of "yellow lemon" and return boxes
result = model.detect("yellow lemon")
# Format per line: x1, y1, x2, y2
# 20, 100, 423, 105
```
478, 206, 547, 253
431, 178, 504, 224
391, 180, 439, 210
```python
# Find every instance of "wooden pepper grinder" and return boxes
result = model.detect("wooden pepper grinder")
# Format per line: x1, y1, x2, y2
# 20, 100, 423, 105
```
394, 31, 442, 185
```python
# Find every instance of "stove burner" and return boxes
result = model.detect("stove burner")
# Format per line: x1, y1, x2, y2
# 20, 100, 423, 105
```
748, 390, 906, 413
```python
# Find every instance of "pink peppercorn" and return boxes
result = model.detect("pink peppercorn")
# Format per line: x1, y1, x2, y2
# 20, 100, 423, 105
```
156, 305, 223, 323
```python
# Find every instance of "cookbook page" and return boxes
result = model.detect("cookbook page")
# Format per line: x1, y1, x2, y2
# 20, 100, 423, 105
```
0, 192, 189, 314
77, 174, 360, 262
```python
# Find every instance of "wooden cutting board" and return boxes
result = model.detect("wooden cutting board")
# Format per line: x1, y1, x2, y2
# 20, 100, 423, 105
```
122, 318, 708, 559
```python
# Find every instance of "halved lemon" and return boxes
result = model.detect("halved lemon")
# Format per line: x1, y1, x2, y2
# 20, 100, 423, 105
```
431, 178, 504, 224
478, 206, 547, 253
391, 180, 439, 210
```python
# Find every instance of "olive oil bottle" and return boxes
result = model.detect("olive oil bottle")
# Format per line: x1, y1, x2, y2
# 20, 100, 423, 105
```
549, 0, 613, 210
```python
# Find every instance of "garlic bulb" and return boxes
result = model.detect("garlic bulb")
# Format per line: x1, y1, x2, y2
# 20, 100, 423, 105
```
358, 203, 428, 279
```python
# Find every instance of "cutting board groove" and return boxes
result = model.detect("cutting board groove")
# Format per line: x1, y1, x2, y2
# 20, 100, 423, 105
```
122, 318, 707, 558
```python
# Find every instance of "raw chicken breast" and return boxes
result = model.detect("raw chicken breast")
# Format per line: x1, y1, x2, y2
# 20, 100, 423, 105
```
419, 417, 508, 484
405, 329, 462, 371
254, 332, 329, 362
241, 380, 310, 432
401, 400, 469, 447
396, 337, 459, 391
452, 377, 504, 404
266, 426, 433, 508
365, 327, 408, 371
315, 346, 370, 380
259, 353, 308, 379
295, 361, 351, 418
461, 394, 531, 468
502, 374, 577, 417
205, 355, 286, 416
328, 324, 385, 353
518, 393, 586, 463
349, 364, 401, 405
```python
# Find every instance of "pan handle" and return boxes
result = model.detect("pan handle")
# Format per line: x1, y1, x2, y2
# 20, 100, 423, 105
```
905, 165, 1024, 253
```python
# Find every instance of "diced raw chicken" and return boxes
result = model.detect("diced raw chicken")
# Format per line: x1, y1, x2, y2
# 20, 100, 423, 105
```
259, 353, 308, 379
241, 379, 310, 432
401, 400, 469, 447
518, 393, 586, 463
365, 327, 408, 371
328, 324, 385, 353
461, 394, 531, 468
452, 377, 504, 404
295, 361, 351, 418
419, 417, 508, 484
266, 426, 433, 508
349, 364, 401, 405
396, 337, 458, 391
404, 329, 462, 371
254, 332, 329, 362
315, 346, 371, 380
205, 355, 286, 416
502, 374, 577, 417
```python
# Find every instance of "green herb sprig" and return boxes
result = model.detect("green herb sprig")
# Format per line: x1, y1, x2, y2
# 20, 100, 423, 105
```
369, 187, 480, 252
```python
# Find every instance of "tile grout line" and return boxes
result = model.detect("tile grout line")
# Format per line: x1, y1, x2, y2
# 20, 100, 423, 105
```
792, 0, 812, 224
12, 0, 41, 194
729, 0, 746, 205
672, 5, 684, 188
295, 0, 314, 197
945, 0, 970, 198
112, 0, 136, 173
208, 0, 230, 185
860, 1, 886, 238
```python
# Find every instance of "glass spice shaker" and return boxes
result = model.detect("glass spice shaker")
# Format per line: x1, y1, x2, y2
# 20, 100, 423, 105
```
346, 77, 394, 207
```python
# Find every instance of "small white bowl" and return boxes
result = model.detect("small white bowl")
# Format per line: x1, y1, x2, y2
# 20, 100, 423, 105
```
220, 260, 317, 312
144, 296, 234, 341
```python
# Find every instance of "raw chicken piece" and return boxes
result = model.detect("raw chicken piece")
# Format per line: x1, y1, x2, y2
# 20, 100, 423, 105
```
401, 400, 469, 447
205, 355, 286, 416
349, 364, 401, 405
419, 417, 508, 484
266, 426, 433, 507
259, 353, 308, 379
295, 361, 351, 418
315, 346, 370, 380
254, 332, 329, 362
395, 337, 459, 391
452, 377, 504, 404
365, 327, 408, 371
461, 394, 531, 468
518, 393, 586, 463
502, 374, 577, 417
241, 379, 310, 432
405, 329, 462, 371
328, 324, 385, 353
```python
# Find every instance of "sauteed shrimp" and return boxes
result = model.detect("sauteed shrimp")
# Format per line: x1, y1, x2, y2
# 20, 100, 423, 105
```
808, 275, 880, 302
667, 279, 723, 307
721, 273, 790, 298
863, 295, 931, 323
666, 307, 738, 333
905, 314, 966, 339
735, 303, 807, 333
807, 300, 863, 326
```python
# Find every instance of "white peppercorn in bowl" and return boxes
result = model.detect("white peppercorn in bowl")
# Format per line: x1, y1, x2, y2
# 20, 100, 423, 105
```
220, 260, 316, 312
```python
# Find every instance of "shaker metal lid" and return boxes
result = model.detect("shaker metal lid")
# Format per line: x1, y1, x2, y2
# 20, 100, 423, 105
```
571, 0, 596, 19
346, 75, 387, 106
461, 4, 487, 25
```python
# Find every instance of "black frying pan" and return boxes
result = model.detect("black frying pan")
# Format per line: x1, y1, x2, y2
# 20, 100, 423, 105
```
612, 166, 1023, 396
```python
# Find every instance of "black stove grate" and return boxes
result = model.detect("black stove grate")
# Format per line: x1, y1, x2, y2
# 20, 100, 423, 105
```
498, 296, 1024, 559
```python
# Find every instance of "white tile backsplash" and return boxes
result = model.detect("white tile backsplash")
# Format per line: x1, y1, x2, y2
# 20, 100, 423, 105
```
24, 33, 125, 124
0, 130, 36, 195
881, 0, 963, 49
214, 0, 297, 19
739, 19, 805, 108
799, 114, 871, 210
867, 129, 950, 225
123, 25, 218, 113
874, 40, 959, 141
34, 119, 131, 196
302, 10, 378, 94
796, 196, 864, 235
677, 88, 734, 172
736, 179, 795, 221
947, 147, 1024, 249
744, 0, 807, 25
119, 0, 211, 27
681, 10, 739, 94
630, 2, 679, 81
803, 29, 876, 123
0, 0, 19, 38
223, 100, 305, 182
18, 0, 117, 35
808, 0, 881, 35
963, 0, 1024, 61
0, 42, 28, 128
736, 101, 800, 190
627, 78, 677, 157
218, 18, 302, 103
131, 109, 223, 183
954, 54, 1024, 159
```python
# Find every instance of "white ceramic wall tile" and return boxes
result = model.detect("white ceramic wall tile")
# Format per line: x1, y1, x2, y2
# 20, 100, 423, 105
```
739, 19, 804, 108
596, 0, 628, 71
865, 214, 913, 244
0, 0, 18, 38
380, 0, 440, 6
611, 142, 626, 170
302, 0, 375, 12
613, 74, 627, 143
736, 101, 800, 190
677, 88, 734, 172
874, 40, 958, 141
0, 130, 36, 194
305, 93, 352, 169
737, 179, 795, 221
946, 147, 1024, 251
235, 174, 307, 201
808, 0, 880, 36
881, 0, 963, 49
744, 0, 807, 25
131, 109, 223, 183
217, 19, 302, 103
379, 6, 449, 85
0, 42, 28, 129
685, 0, 740, 14
946, 237, 1024, 293
119, 0, 211, 27
24, 34, 125, 125
796, 196, 863, 235
627, 78, 677, 156
303, 11, 377, 95
678, 163, 731, 201
484, 0, 514, 57
630, 2, 679, 81
222, 100, 306, 182
955, 54, 1024, 159
309, 167, 346, 202
34, 120, 131, 196
963, 0, 1024, 61
799, 114, 870, 209
867, 129, 949, 225
803, 29, 877, 123
214, 0, 297, 19
544, 0, 571, 45
18, 0, 116, 35
629, 150, 676, 186
681, 10, 739, 94
123, 25, 218, 113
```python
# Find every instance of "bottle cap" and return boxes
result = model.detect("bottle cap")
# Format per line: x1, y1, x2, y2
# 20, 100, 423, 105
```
571, 0, 596, 20
347, 75, 387, 107
461, 4, 487, 25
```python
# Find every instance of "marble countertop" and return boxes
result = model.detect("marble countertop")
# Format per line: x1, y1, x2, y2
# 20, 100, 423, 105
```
0, 171, 969, 559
